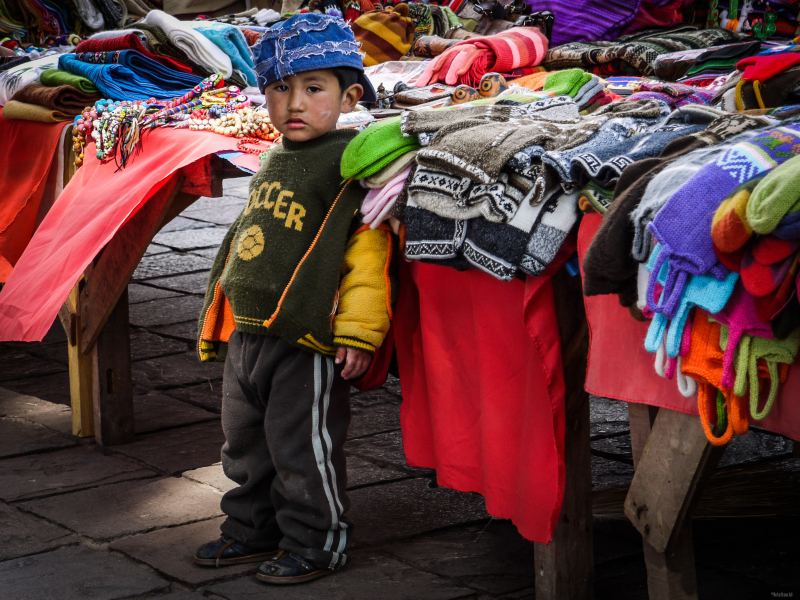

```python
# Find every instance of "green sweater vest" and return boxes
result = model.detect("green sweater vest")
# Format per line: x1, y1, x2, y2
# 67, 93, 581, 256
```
202, 129, 366, 355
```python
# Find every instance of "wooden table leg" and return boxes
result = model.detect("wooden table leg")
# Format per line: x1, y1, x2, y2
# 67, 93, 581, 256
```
534, 269, 594, 600
625, 407, 726, 599
60, 282, 94, 437
91, 287, 134, 446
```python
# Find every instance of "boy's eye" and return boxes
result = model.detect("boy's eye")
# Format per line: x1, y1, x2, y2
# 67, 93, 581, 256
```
307, 85, 322, 93
273, 84, 288, 92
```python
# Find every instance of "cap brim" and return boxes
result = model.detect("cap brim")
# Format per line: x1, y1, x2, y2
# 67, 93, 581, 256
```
358, 72, 378, 104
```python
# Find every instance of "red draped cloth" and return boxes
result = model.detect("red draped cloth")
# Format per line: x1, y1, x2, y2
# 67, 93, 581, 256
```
0, 128, 259, 342
0, 110, 69, 282
579, 213, 800, 441
393, 251, 573, 543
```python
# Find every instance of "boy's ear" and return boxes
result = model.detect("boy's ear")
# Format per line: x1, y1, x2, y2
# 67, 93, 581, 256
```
340, 83, 364, 114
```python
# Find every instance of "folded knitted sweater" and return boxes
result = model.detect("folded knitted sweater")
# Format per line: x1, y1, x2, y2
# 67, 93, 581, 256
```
415, 99, 664, 185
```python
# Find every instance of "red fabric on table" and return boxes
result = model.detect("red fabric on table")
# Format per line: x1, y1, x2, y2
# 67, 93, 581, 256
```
75, 34, 193, 73
0, 128, 248, 341
0, 109, 69, 282
393, 253, 571, 543
579, 213, 800, 441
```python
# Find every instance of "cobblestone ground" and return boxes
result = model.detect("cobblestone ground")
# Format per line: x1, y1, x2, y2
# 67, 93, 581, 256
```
1, 178, 799, 599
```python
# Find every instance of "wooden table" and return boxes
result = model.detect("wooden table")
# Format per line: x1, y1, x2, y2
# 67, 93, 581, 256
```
51, 135, 597, 598
50, 139, 787, 599
57, 137, 242, 445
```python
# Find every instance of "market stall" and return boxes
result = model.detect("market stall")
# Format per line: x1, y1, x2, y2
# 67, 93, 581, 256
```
3, 0, 800, 597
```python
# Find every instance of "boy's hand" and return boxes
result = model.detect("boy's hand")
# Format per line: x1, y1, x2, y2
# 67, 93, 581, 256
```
335, 346, 372, 380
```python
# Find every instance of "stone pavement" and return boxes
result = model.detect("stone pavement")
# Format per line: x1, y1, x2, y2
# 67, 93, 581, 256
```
1, 177, 799, 599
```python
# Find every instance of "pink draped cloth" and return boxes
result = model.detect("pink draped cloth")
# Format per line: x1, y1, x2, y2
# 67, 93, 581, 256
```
0, 128, 259, 342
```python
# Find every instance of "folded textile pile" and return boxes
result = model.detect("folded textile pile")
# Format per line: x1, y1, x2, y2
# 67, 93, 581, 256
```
628, 80, 715, 107
415, 28, 549, 88
543, 26, 747, 77
77, 32, 194, 74
9, 82, 102, 115
541, 69, 610, 109
39, 68, 98, 94
191, 21, 257, 86
683, 40, 762, 78
141, 10, 233, 78
59, 50, 203, 101
0, 54, 60, 106
363, 95, 676, 281
1, 99, 73, 122
715, 50, 800, 111
342, 115, 420, 179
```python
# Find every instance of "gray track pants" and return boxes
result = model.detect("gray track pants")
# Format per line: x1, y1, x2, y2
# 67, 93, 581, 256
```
219, 330, 351, 570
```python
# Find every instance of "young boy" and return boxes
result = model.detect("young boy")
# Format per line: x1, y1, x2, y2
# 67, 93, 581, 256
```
194, 14, 393, 585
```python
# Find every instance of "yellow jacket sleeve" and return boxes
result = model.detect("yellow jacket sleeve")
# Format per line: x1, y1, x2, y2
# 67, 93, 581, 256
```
333, 223, 394, 353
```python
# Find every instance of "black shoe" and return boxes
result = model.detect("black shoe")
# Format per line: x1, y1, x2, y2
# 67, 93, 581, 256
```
256, 551, 334, 585
194, 536, 279, 567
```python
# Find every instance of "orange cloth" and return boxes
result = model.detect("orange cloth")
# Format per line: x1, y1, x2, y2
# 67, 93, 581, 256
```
0, 109, 70, 282
680, 311, 750, 444
508, 69, 549, 91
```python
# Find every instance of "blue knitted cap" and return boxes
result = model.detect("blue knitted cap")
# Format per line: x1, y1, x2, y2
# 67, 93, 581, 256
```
253, 14, 376, 102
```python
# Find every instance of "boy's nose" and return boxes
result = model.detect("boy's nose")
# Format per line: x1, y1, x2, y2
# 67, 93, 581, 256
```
288, 88, 304, 111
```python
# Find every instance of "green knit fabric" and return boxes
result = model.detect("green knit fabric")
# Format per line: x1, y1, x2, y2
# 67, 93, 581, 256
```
746, 154, 800, 235
39, 69, 99, 94
200, 129, 366, 355
543, 68, 592, 98
341, 116, 421, 180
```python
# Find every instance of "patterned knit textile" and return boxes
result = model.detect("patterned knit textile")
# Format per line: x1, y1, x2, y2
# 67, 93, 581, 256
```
543, 27, 747, 77
415, 98, 663, 185
628, 81, 715, 107
408, 166, 531, 223
352, 5, 416, 66
407, 2, 433, 39
415, 28, 548, 88
647, 123, 800, 320
76, 32, 193, 74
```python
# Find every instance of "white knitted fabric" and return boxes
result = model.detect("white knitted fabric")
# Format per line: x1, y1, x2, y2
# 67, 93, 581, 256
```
142, 10, 233, 78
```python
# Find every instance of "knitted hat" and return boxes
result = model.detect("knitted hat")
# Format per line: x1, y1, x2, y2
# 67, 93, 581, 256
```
543, 68, 592, 98
253, 14, 377, 102
713, 282, 772, 390
711, 177, 763, 254
352, 5, 415, 67
746, 154, 800, 236
680, 310, 749, 446
720, 324, 799, 421
341, 116, 420, 179
754, 254, 800, 322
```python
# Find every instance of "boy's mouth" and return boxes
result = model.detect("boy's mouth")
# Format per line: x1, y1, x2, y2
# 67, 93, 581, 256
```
286, 118, 306, 129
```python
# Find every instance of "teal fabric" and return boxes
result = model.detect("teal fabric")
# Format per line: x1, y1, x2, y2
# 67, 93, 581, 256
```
195, 22, 257, 88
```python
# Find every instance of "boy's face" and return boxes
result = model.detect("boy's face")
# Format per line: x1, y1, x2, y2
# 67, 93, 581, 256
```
265, 68, 364, 143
